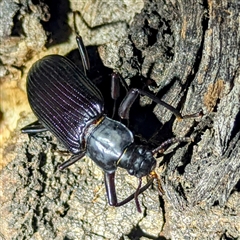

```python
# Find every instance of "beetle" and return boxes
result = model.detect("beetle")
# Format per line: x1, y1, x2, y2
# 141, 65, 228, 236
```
22, 35, 200, 212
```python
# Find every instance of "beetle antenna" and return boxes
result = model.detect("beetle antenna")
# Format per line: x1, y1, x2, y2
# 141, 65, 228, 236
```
114, 178, 154, 211
134, 178, 142, 213
152, 137, 193, 155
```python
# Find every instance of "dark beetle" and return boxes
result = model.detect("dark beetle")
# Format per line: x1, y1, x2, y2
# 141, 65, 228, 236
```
22, 36, 200, 212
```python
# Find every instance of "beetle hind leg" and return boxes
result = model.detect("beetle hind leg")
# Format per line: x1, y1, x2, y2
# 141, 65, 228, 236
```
21, 120, 47, 134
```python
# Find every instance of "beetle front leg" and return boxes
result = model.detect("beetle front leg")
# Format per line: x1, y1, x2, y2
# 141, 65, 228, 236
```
119, 88, 201, 120
104, 172, 118, 206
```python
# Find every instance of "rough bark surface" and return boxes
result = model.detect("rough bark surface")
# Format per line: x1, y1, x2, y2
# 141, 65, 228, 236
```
0, 0, 239, 239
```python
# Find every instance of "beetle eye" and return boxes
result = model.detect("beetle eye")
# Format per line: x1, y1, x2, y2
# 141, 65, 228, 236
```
128, 169, 134, 175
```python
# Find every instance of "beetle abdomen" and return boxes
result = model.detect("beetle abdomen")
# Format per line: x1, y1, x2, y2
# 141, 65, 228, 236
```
27, 55, 104, 154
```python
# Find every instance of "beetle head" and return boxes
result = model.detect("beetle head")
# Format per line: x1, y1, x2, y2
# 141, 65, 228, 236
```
118, 145, 156, 178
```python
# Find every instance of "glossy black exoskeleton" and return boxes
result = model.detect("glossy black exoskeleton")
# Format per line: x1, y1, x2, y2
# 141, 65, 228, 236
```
22, 36, 200, 212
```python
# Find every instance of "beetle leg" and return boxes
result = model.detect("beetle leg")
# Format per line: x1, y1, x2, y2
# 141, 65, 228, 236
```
73, 11, 90, 76
104, 172, 154, 212
118, 88, 139, 120
111, 72, 129, 118
111, 73, 120, 118
104, 172, 118, 206
119, 88, 202, 120
58, 152, 85, 170
21, 120, 47, 133
76, 35, 90, 76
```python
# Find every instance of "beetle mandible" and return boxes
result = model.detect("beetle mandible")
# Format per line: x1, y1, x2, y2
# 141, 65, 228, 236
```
22, 35, 200, 212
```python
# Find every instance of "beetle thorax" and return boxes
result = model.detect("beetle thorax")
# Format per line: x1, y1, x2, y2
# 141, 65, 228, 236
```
86, 117, 134, 172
